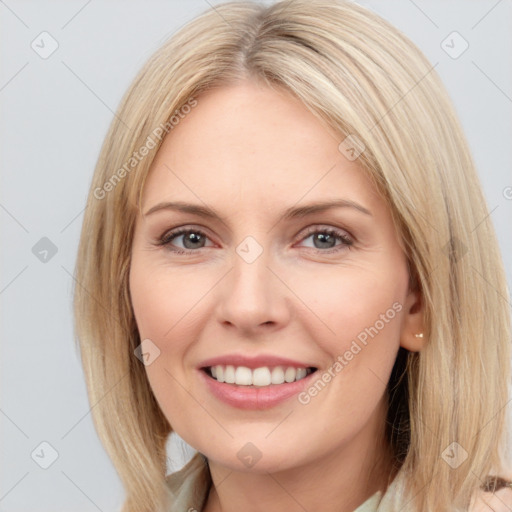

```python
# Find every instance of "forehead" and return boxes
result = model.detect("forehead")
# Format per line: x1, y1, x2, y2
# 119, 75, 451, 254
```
141, 81, 383, 216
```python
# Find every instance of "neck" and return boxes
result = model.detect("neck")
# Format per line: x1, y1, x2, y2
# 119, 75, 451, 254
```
204, 400, 396, 512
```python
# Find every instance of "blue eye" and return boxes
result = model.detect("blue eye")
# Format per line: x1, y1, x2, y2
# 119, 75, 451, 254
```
157, 226, 353, 255
158, 228, 211, 254
297, 227, 353, 252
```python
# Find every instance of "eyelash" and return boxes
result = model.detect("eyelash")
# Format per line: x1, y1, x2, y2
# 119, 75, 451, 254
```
156, 226, 354, 256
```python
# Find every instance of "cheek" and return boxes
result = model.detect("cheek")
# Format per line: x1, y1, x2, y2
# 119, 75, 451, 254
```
129, 261, 205, 430
129, 262, 206, 342
292, 268, 405, 433
296, 263, 406, 349
129, 261, 216, 403
291, 262, 407, 415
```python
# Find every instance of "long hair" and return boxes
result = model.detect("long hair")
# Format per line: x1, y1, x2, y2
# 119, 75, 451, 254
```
73, 1, 511, 510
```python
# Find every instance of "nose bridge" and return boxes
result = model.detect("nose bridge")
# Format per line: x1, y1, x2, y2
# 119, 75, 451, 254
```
216, 234, 288, 331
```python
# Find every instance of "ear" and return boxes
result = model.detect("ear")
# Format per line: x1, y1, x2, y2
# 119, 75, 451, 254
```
400, 287, 426, 352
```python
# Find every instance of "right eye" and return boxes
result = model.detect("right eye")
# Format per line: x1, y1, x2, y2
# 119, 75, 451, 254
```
158, 227, 214, 254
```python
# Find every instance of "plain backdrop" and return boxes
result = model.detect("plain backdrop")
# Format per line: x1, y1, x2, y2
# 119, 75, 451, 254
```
1, 1, 511, 510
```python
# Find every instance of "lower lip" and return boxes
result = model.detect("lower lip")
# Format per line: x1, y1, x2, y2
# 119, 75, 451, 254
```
199, 370, 315, 410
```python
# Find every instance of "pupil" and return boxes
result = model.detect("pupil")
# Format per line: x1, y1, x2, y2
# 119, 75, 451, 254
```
315, 233, 334, 249
181, 232, 337, 250
184, 232, 204, 249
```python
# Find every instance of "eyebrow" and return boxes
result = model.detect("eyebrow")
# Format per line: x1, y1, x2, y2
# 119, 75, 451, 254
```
143, 199, 372, 220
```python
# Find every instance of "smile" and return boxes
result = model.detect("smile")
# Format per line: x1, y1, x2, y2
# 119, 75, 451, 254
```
198, 356, 319, 410
206, 365, 315, 387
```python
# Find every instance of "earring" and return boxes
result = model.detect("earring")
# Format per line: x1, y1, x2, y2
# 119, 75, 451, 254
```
414, 333, 424, 338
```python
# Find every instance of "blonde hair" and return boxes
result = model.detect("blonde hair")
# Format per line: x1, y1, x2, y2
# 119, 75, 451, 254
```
73, 1, 511, 510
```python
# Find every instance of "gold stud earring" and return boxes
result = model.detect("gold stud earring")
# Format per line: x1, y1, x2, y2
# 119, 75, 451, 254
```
414, 333, 424, 338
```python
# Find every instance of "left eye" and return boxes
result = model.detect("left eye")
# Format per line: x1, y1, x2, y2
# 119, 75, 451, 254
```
297, 228, 353, 251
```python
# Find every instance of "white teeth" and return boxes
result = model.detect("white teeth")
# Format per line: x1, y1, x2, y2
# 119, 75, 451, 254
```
271, 366, 285, 384
224, 365, 235, 384
296, 368, 307, 380
209, 365, 312, 386
235, 366, 253, 385
253, 367, 271, 387
284, 367, 296, 383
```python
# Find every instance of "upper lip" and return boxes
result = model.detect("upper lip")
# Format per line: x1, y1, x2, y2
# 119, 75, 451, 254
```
198, 354, 317, 370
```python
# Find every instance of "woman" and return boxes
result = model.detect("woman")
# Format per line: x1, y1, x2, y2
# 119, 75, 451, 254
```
73, 1, 512, 510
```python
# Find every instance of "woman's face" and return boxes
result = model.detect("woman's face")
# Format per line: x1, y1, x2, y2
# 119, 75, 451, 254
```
129, 80, 423, 473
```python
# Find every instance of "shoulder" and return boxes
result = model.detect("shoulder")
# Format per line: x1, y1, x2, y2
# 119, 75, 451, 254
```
470, 475, 512, 512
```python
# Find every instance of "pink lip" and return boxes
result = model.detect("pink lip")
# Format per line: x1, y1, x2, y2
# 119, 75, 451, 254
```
200, 372, 315, 410
197, 356, 317, 410
197, 354, 318, 410
198, 354, 316, 370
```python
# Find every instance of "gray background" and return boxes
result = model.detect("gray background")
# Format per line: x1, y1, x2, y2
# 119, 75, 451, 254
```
1, 1, 511, 510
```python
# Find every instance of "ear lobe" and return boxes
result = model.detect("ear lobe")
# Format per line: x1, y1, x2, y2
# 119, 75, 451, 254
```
400, 288, 426, 352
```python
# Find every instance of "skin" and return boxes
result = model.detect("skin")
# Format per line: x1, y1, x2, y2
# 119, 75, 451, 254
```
472, 488, 512, 512
129, 80, 426, 512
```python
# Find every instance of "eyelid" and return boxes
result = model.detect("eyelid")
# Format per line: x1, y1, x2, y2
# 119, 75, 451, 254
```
293, 225, 354, 253
156, 222, 355, 255
157, 225, 215, 246
296, 224, 354, 243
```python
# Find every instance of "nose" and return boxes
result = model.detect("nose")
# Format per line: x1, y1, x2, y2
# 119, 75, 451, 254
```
214, 243, 291, 336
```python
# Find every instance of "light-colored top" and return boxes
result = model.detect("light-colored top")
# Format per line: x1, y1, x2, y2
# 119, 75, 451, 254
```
165, 452, 403, 511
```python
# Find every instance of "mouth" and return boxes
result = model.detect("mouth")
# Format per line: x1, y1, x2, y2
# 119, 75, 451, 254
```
197, 355, 319, 409
203, 365, 317, 387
